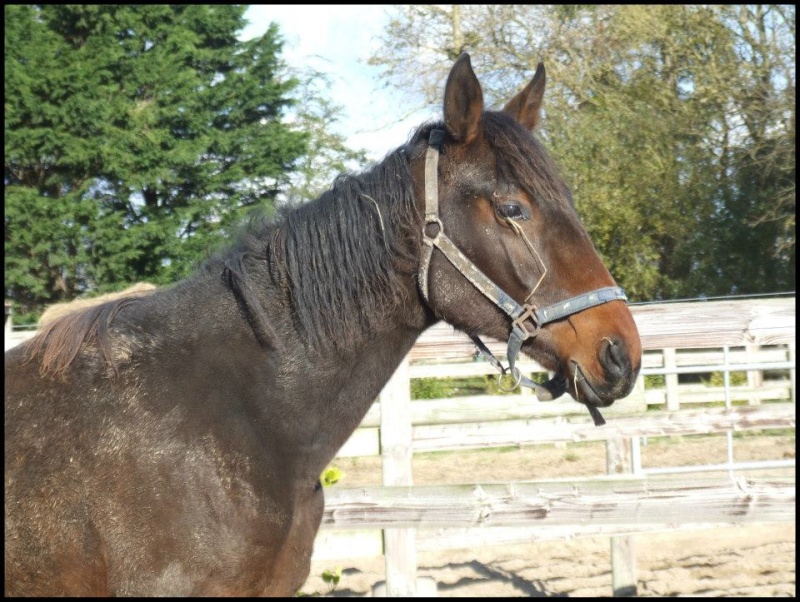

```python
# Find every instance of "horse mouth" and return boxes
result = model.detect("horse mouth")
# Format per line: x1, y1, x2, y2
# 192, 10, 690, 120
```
569, 361, 615, 407
520, 341, 614, 425
531, 366, 608, 427
520, 343, 608, 407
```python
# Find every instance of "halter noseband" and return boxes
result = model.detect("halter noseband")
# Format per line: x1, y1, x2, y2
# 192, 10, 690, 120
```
418, 129, 628, 426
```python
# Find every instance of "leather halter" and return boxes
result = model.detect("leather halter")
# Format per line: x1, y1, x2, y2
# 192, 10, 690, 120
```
418, 129, 629, 426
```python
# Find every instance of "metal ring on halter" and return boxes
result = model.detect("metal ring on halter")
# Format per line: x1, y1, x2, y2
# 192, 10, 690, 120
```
496, 366, 523, 393
423, 215, 444, 244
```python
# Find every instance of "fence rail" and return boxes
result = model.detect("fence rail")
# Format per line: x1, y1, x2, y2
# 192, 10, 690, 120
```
322, 476, 794, 530
408, 403, 795, 451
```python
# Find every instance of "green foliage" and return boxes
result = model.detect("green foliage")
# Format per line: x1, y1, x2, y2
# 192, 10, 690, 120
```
411, 371, 551, 399
411, 377, 457, 399
563, 451, 579, 462
7, 309, 39, 328
321, 567, 342, 591
281, 70, 369, 203
370, 5, 796, 300
4, 6, 363, 314
296, 565, 343, 596
320, 464, 343, 487
411, 374, 528, 399
705, 371, 748, 387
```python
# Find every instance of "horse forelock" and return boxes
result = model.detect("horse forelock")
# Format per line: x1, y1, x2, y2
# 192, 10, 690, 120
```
482, 111, 576, 218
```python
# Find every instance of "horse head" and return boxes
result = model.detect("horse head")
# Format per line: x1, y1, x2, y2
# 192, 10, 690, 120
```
415, 53, 642, 416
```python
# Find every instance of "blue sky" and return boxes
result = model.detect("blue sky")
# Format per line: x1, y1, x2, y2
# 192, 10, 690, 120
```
240, 5, 435, 161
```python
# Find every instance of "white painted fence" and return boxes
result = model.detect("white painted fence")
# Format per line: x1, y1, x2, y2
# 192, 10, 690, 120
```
316, 297, 796, 596
4, 327, 35, 352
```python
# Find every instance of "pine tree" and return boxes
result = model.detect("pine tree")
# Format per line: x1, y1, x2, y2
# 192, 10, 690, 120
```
5, 5, 309, 314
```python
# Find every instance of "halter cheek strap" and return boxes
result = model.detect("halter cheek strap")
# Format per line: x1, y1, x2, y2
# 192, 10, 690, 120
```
418, 129, 629, 426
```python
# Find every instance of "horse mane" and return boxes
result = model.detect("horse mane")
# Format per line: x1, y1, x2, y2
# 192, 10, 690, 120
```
23, 294, 149, 381
37, 282, 157, 328
223, 140, 423, 351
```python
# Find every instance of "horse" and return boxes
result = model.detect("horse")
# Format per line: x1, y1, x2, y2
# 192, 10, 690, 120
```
5, 53, 642, 596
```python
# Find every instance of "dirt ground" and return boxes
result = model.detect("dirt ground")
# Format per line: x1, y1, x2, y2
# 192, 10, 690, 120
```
301, 431, 796, 597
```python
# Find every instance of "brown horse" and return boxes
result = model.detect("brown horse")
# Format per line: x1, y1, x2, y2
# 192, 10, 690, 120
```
5, 54, 641, 596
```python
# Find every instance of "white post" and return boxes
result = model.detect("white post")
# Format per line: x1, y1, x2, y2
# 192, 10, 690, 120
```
378, 355, 417, 596
607, 437, 637, 596
663, 348, 679, 411
788, 342, 796, 406
745, 343, 763, 405
4, 301, 13, 337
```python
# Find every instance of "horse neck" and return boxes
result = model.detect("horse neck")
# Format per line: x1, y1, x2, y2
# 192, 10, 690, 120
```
264, 224, 428, 475
219, 269, 426, 482
189, 163, 432, 478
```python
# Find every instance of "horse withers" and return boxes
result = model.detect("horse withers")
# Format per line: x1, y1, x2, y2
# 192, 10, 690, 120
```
5, 54, 641, 596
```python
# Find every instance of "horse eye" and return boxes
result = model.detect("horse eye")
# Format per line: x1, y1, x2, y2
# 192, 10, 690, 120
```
497, 203, 527, 220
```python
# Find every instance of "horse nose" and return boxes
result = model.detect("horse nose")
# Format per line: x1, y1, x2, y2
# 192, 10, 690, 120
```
599, 337, 630, 381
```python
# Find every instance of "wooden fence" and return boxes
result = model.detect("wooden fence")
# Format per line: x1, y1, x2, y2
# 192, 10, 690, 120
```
314, 297, 796, 596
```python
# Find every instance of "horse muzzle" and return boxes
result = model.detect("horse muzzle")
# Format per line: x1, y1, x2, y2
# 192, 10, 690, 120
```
568, 335, 640, 408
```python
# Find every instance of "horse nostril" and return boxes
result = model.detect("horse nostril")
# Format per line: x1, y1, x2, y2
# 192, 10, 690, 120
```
600, 337, 628, 380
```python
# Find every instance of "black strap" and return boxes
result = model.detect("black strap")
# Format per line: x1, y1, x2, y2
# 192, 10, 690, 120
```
469, 334, 605, 426
470, 334, 546, 393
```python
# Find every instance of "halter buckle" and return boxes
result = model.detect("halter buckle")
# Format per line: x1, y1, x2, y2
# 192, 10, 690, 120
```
512, 303, 541, 340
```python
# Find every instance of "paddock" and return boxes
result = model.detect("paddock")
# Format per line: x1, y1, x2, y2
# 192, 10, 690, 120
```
309, 296, 795, 596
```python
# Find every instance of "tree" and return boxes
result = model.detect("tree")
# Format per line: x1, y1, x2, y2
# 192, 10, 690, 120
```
5, 5, 309, 314
280, 68, 369, 205
693, 5, 795, 295
369, 5, 795, 300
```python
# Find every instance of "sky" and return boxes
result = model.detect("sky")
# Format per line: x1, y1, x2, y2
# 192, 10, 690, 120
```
240, 5, 435, 161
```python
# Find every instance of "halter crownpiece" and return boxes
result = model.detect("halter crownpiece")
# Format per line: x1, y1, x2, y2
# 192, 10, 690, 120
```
417, 129, 629, 426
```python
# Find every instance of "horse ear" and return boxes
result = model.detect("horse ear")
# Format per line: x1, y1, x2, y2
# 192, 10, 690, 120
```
503, 62, 546, 130
443, 53, 484, 143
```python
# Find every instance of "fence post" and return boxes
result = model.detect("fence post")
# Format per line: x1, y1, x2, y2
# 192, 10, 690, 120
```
789, 342, 796, 406
663, 348, 679, 410
377, 355, 418, 596
4, 300, 13, 337
746, 343, 763, 405
606, 437, 637, 596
